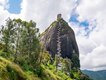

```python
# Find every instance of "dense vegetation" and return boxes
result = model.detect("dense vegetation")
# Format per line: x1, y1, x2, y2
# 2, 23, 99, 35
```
0, 18, 91, 80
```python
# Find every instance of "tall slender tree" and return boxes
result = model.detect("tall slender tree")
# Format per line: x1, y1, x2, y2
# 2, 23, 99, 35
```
0, 18, 40, 68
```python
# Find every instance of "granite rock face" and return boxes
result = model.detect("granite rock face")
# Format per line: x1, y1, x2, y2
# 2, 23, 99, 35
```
40, 14, 80, 68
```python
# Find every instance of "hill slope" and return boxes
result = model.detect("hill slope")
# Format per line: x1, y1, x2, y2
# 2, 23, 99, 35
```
82, 70, 106, 80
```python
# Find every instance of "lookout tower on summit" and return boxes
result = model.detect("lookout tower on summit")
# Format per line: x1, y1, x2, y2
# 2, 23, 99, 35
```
57, 14, 62, 20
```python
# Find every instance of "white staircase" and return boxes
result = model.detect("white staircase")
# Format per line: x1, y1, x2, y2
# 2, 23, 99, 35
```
56, 22, 63, 70
57, 22, 61, 56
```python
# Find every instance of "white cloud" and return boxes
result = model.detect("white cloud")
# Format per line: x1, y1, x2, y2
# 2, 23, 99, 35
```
0, 0, 75, 32
20, 0, 75, 32
0, 0, 10, 27
75, 0, 106, 71
0, 0, 8, 6
77, 0, 106, 20
0, 0, 9, 10
80, 45, 106, 71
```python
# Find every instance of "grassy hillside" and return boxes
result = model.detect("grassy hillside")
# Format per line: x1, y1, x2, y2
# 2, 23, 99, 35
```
0, 51, 91, 80
0, 56, 41, 80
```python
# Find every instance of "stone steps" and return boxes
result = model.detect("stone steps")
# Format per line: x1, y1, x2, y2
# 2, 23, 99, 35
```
57, 22, 61, 56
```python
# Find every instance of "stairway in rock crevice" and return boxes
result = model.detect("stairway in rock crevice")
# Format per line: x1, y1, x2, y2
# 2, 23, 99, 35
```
57, 22, 61, 56
56, 21, 62, 70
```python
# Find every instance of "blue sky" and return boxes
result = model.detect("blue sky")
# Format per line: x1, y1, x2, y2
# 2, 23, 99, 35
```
7, 0, 22, 14
70, 14, 89, 27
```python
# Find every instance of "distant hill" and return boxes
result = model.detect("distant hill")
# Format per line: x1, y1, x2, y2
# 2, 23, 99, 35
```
82, 70, 106, 80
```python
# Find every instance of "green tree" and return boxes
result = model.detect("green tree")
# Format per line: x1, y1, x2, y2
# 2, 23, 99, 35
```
0, 18, 40, 69
0, 18, 13, 52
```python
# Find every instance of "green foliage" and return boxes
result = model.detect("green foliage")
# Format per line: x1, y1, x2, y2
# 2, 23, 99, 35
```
71, 53, 80, 69
39, 52, 91, 80
41, 64, 71, 80
0, 57, 41, 80
0, 18, 40, 69
0, 43, 5, 50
